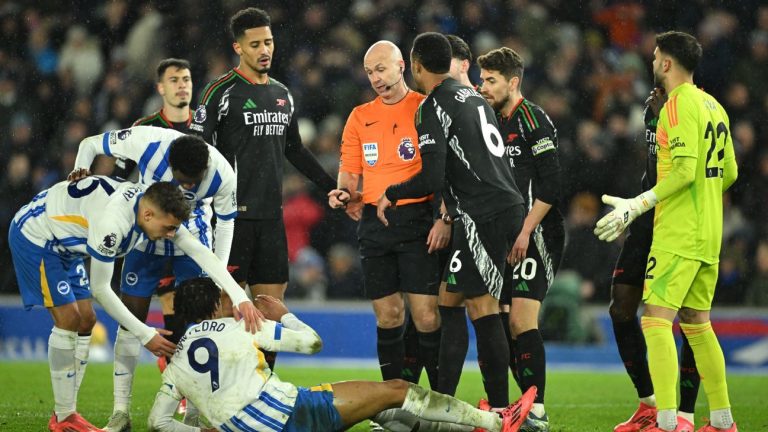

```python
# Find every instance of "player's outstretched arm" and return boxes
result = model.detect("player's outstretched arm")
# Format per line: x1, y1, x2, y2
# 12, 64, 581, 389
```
172, 226, 265, 333
89, 260, 176, 357
252, 295, 322, 354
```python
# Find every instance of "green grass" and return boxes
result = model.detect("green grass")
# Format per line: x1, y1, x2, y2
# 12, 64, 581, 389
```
1, 362, 765, 431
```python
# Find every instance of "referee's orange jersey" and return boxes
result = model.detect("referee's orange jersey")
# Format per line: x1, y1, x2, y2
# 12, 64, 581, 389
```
339, 91, 430, 205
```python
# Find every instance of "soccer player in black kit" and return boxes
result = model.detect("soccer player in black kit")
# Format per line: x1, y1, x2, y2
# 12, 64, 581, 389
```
477, 47, 565, 432
191, 7, 336, 370
376, 33, 535, 427
609, 88, 700, 432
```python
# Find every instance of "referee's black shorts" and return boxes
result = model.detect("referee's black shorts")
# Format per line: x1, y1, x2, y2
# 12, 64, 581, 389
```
358, 203, 440, 300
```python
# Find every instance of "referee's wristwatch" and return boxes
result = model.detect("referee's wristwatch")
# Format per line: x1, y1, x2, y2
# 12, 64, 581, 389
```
439, 213, 453, 225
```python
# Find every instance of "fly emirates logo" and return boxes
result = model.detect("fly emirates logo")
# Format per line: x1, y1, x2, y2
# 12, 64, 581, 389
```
243, 110, 291, 136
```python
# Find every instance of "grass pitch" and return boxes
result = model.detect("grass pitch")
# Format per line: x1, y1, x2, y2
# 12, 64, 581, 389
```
1, 362, 765, 431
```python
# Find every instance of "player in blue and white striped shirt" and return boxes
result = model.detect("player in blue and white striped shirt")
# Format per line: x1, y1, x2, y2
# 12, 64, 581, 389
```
71, 125, 240, 430
8, 180, 261, 431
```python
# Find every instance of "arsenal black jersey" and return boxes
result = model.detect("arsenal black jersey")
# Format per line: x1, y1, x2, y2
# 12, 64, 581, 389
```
191, 68, 334, 220
417, 78, 523, 222
498, 98, 564, 236
641, 105, 659, 191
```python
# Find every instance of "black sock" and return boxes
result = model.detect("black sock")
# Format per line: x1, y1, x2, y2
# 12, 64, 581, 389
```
417, 328, 441, 390
472, 314, 509, 408
437, 306, 468, 395
377, 325, 405, 381
163, 314, 185, 363
678, 334, 700, 413
262, 350, 278, 371
402, 314, 422, 384
516, 329, 546, 404
500, 311, 521, 390
613, 318, 654, 398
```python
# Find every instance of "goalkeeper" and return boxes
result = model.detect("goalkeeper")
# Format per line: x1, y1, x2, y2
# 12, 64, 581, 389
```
595, 31, 737, 432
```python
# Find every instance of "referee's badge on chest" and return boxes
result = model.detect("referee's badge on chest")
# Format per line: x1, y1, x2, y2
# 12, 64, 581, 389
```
363, 142, 378, 166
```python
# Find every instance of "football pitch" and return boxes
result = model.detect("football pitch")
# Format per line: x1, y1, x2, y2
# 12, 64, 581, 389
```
1, 362, 765, 431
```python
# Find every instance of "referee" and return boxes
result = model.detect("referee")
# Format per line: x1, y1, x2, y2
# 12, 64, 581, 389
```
191, 7, 336, 370
329, 41, 446, 390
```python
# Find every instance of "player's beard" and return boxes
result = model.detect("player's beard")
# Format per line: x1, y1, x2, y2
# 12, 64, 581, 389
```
653, 70, 666, 92
493, 94, 510, 112
176, 100, 189, 109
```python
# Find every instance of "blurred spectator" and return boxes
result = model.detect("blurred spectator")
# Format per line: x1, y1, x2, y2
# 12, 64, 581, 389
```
560, 192, 620, 301
745, 239, 768, 306
283, 173, 324, 263
288, 247, 327, 301
58, 25, 104, 96
326, 243, 364, 299
0, 152, 34, 293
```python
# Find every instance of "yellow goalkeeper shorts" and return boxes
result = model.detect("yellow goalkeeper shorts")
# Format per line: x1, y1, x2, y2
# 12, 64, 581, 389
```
642, 248, 718, 311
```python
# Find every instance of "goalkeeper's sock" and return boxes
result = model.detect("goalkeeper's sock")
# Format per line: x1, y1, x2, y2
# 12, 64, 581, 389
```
49, 327, 77, 421
613, 317, 654, 399
437, 306, 468, 396
417, 328, 441, 390
678, 333, 700, 414
679, 322, 731, 415
402, 382, 501, 431
377, 324, 405, 381
516, 329, 546, 405
641, 317, 677, 410
656, 408, 677, 431
113, 327, 141, 413
74, 332, 92, 400
472, 314, 510, 408
709, 408, 734, 430
402, 314, 423, 384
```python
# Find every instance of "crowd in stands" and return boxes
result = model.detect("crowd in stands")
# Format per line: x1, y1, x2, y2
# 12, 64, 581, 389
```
0, 0, 766, 306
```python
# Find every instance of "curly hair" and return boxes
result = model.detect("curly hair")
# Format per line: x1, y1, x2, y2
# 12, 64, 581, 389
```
174, 277, 221, 325
230, 7, 271, 40
412, 32, 452, 74
168, 135, 209, 179
143, 182, 191, 221
656, 31, 702, 73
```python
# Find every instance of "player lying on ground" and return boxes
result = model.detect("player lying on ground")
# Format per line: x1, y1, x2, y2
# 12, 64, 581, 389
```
148, 277, 537, 432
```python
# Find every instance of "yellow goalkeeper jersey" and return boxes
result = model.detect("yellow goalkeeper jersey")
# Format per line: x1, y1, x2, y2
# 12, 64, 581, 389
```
653, 83, 737, 264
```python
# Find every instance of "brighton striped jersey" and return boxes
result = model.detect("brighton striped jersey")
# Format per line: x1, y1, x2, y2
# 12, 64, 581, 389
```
74, 126, 237, 256
156, 316, 322, 430
13, 177, 147, 262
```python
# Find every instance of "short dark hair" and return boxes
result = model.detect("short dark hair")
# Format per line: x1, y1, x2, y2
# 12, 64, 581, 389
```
174, 277, 221, 326
412, 32, 452, 74
446, 35, 472, 63
656, 31, 702, 73
230, 7, 271, 40
477, 47, 525, 81
156, 58, 191, 82
169, 135, 209, 179
143, 182, 191, 221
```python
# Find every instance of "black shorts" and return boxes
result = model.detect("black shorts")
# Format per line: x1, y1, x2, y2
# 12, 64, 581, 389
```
229, 218, 289, 285
500, 229, 564, 303
358, 203, 439, 300
445, 205, 524, 300
612, 211, 653, 287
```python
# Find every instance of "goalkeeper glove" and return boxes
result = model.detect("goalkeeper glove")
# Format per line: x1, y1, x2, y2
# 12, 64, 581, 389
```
594, 191, 658, 242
